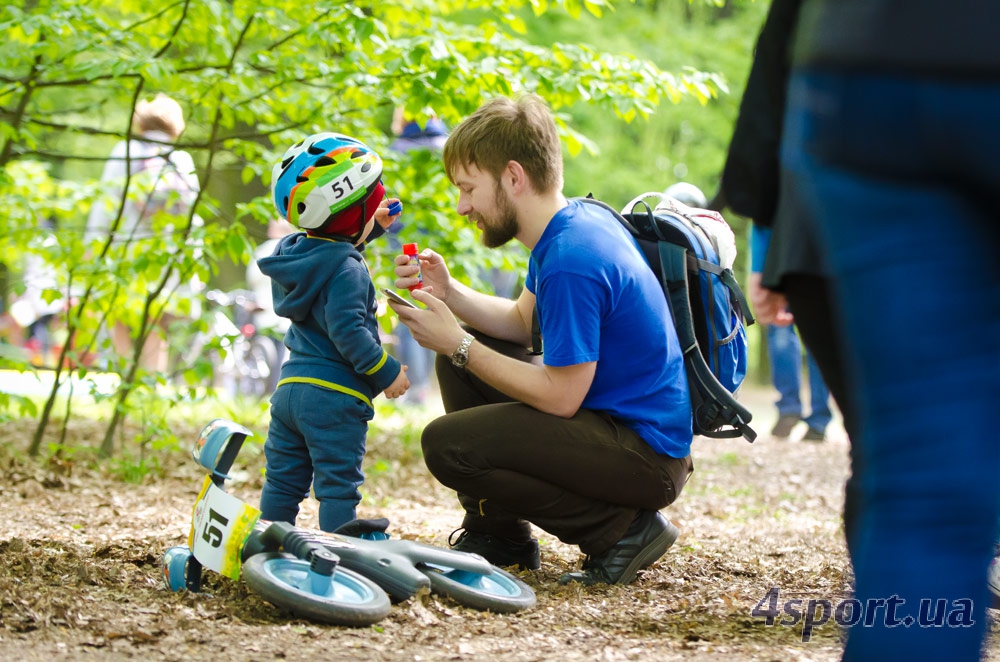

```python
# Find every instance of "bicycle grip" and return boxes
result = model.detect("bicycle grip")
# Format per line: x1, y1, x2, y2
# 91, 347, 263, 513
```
260, 521, 296, 550
259, 521, 340, 573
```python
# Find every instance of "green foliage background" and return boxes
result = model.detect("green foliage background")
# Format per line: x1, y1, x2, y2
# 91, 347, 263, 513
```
534, 1, 767, 203
0, 0, 769, 459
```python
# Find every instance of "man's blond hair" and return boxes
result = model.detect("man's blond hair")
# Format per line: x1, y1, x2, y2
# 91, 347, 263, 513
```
132, 93, 186, 140
443, 95, 562, 194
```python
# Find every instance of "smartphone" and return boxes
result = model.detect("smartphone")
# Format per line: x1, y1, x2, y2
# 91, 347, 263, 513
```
382, 288, 418, 309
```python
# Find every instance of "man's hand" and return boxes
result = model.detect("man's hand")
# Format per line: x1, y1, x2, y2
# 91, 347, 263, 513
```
393, 248, 452, 302
390, 288, 593, 418
383, 365, 410, 399
748, 272, 794, 326
388, 288, 467, 356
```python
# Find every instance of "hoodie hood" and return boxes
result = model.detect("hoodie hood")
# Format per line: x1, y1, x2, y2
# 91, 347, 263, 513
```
257, 232, 359, 322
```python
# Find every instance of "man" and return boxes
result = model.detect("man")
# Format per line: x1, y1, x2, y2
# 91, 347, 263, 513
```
85, 93, 202, 373
388, 95, 693, 586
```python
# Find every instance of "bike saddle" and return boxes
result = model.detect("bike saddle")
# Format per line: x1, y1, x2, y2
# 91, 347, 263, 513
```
333, 517, 391, 540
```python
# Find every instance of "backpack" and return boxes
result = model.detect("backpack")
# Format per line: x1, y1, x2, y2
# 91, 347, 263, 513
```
580, 193, 757, 442
133, 153, 198, 225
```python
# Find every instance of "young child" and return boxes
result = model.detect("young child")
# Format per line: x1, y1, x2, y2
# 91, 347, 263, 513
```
257, 132, 409, 532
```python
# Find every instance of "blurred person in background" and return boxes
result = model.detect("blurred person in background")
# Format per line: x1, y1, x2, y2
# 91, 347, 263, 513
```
663, 181, 707, 208
749, 218, 832, 442
85, 93, 202, 372
384, 107, 450, 404
246, 218, 296, 362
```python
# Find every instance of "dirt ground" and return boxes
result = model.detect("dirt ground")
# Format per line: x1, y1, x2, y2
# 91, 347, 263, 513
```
1, 386, 998, 661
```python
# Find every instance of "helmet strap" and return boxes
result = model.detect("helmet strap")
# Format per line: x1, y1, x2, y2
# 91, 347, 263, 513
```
353, 217, 377, 247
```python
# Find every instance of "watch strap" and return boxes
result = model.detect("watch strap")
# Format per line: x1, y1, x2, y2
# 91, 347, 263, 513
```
451, 333, 475, 368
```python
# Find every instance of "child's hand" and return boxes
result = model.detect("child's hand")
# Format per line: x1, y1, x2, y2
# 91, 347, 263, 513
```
383, 365, 410, 399
374, 197, 403, 230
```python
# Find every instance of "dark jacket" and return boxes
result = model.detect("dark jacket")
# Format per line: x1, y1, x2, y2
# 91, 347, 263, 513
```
713, 0, 825, 289
714, 0, 801, 227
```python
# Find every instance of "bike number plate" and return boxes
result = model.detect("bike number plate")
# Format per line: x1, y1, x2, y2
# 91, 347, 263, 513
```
188, 476, 261, 580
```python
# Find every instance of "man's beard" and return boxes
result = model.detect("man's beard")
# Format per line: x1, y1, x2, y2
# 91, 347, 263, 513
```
479, 185, 519, 248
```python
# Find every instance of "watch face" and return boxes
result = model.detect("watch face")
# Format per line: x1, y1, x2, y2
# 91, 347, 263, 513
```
451, 336, 472, 367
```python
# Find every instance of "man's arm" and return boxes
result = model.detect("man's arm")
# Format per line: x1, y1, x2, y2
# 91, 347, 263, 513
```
391, 287, 595, 417
749, 225, 794, 326
462, 341, 595, 418
442, 280, 535, 346
394, 248, 533, 345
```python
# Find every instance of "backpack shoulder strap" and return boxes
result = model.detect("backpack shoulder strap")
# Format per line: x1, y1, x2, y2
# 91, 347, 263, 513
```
660, 240, 756, 441
529, 306, 543, 356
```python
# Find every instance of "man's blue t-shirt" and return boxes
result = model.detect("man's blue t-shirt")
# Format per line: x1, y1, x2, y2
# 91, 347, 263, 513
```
526, 199, 692, 458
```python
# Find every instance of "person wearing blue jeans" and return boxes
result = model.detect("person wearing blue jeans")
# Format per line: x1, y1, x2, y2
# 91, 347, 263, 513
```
766, 324, 831, 440
385, 111, 450, 405
750, 226, 832, 441
783, 1, 1000, 657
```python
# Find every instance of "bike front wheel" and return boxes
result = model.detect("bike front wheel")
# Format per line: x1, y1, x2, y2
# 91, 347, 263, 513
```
419, 563, 536, 613
242, 552, 391, 626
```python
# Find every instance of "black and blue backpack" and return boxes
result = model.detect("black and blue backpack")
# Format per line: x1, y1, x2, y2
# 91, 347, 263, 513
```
571, 193, 757, 442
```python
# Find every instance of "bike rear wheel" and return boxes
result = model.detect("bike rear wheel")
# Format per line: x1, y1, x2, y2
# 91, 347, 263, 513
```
419, 563, 536, 613
242, 552, 391, 626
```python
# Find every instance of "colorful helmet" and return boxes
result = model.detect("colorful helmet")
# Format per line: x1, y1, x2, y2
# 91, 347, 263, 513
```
271, 132, 384, 237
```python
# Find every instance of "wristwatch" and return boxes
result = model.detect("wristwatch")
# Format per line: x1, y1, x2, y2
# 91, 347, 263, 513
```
450, 334, 475, 368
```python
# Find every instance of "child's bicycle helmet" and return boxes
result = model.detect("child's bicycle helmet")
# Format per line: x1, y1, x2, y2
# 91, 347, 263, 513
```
271, 132, 385, 239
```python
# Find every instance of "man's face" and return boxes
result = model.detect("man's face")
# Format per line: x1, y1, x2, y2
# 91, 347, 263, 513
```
453, 163, 519, 248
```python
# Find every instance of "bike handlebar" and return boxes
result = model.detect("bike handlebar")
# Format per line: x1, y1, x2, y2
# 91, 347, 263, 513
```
260, 521, 340, 577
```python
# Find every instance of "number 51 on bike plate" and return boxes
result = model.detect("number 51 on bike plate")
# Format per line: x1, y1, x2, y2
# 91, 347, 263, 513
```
188, 476, 261, 580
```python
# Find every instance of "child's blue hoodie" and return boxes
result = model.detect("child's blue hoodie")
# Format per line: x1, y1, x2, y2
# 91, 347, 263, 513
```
258, 232, 401, 406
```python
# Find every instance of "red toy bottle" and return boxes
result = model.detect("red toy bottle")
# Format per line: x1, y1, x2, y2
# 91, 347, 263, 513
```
403, 243, 423, 291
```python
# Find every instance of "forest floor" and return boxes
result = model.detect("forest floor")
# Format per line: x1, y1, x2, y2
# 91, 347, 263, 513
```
1, 385, 998, 661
